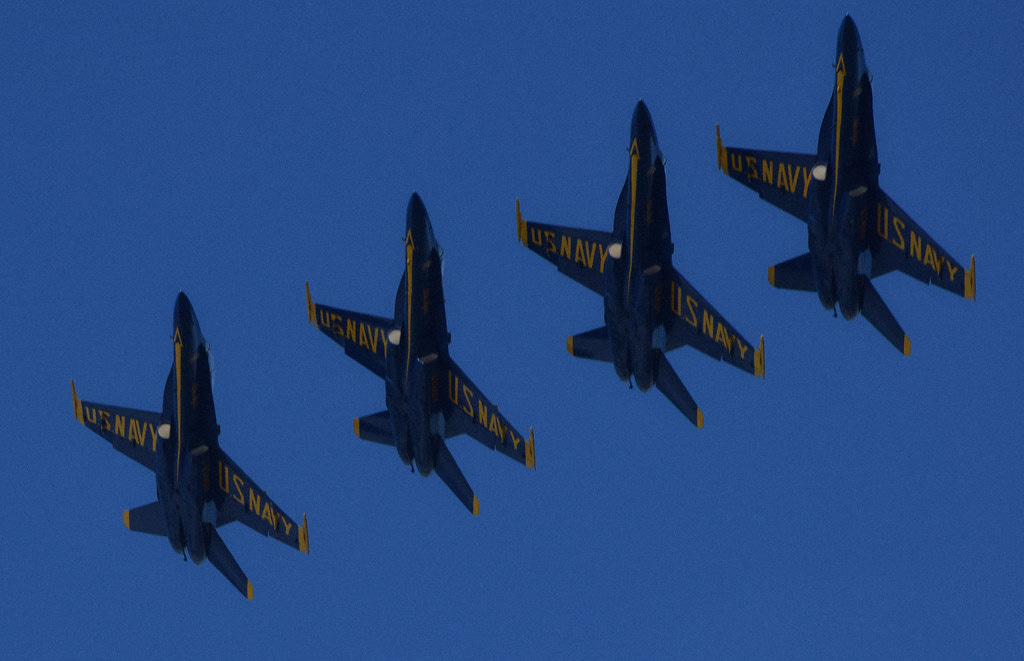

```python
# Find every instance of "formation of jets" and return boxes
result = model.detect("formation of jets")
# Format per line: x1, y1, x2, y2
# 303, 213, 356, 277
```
70, 16, 973, 598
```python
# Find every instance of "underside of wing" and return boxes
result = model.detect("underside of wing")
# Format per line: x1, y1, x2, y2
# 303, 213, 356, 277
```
443, 358, 535, 470
213, 448, 309, 555
306, 282, 393, 378
716, 126, 816, 224
516, 200, 613, 296
72, 380, 161, 472
663, 270, 765, 378
869, 190, 976, 300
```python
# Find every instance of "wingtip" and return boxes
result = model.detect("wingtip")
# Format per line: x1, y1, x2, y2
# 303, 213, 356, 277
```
715, 124, 729, 174
767, 265, 776, 288
246, 581, 254, 600
566, 335, 574, 355
122, 509, 130, 529
526, 426, 536, 470
71, 379, 83, 424
516, 199, 527, 246
965, 254, 976, 301
298, 513, 309, 554
472, 495, 480, 516
755, 334, 765, 379
305, 281, 316, 325
352, 417, 360, 439
902, 335, 911, 356
696, 408, 704, 429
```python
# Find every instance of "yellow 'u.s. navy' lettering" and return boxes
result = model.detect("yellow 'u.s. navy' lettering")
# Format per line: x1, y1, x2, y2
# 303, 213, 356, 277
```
668, 280, 750, 359
527, 227, 610, 274
875, 203, 959, 283
446, 369, 525, 451
216, 460, 295, 537
82, 404, 158, 451
316, 308, 389, 358
729, 153, 813, 199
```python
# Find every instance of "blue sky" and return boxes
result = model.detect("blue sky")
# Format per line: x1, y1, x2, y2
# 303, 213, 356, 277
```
3, 2, 1021, 658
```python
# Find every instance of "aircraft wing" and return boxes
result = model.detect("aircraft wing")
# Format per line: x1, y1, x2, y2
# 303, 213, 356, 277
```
516, 200, 612, 296
716, 126, 816, 224
443, 359, 536, 470
71, 380, 160, 472
870, 189, 976, 300
663, 269, 765, 378
306, 283, 392, 378
213, 448, 309, 554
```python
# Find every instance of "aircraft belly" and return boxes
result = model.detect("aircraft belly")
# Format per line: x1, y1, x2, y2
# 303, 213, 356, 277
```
180, 458, 207, 565
156, 481, 184, 554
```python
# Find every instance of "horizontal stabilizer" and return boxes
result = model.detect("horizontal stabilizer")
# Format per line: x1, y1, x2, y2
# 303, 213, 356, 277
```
353, 411, 394, 445
768, 253, 816, 292
434, 441, 479, 516
206, 525, 253, 600
567, 327, 612, 362
860, 277, 910, 356
654, 352, 703, 429
123, 501, 166, 537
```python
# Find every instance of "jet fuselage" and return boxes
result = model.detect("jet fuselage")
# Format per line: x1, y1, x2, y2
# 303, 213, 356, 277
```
155, 292, 219, 564
808, 14, 880, 320
384, 194, 450, 476
604, 100, 674, 391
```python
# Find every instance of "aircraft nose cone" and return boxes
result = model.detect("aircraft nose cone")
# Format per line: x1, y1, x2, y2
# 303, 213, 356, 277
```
174, 291, 193, 323
173, 291, 198, 343
405, 192, 436, 253
630, 99, 661, 165
838, 15, 862, 56
631, 100, 654, 139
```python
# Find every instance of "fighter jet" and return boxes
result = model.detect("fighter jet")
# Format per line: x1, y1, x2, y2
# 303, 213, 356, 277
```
715, 15, 975, 354
516, 100, 765, 428
305, 193, 535, 515
71, 292, 309, 599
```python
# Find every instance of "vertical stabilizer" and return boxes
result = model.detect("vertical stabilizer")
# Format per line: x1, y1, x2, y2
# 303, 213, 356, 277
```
654, 352, 703, 428
434, 441, 479, 515
206, 526, 254, 600
860, 277, 910, 355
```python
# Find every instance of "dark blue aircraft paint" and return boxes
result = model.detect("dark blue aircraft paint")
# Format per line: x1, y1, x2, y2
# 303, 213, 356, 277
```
385, 193, 449, 476
72, 292, 309, 599
518, 100, 764, 428
307, 193, 536, 516
717, 15, 975, 354
605, 100, 674, 391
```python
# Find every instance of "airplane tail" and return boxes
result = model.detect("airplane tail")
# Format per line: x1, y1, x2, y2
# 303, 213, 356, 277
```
859, 277, 910, 355
123, 501, 166, 536
353, 411, 394, 445
206, 525, 254, 600
566, 326, 612, 362
768, 253, 817, 292
434, 441, 479, 516
654, 352, 703, 429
